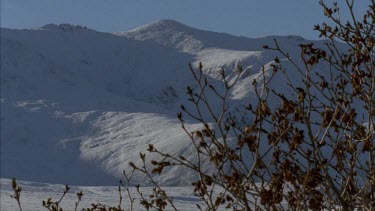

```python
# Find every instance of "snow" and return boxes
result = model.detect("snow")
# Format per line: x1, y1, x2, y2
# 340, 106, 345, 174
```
0, 178, 205, 211
0, 20, 347, 187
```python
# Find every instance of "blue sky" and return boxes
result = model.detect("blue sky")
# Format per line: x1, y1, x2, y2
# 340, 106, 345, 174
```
0, 0, 369, 40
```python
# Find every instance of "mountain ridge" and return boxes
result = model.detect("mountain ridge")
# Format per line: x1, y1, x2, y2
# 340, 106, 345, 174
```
117, 19, 309, 53
1, 19, 334, 186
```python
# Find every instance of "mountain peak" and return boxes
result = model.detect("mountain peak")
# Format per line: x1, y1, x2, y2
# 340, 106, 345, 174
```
151, 19, 187, 27
128, 19, 192, 33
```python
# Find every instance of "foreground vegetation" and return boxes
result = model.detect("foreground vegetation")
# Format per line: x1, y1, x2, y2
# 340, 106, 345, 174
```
11, 0, 375, 210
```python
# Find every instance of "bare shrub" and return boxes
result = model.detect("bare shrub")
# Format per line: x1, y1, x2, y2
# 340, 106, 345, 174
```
130, 0, 375, 210
10, 0, 374, 210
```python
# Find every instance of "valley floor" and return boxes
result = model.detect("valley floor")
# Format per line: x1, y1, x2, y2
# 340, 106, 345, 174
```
0, 178, 205, 211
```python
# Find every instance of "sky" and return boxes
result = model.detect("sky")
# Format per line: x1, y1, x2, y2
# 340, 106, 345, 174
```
0, 0, 370, 40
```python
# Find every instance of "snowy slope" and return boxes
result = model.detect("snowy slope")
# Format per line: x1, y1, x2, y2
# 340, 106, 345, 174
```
1, 24, 201, 185
118, 20, 335, 100
1, 21, 337, 186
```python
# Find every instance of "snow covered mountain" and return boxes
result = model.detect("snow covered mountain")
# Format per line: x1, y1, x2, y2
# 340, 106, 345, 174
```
1, 20, 331, 186
117, 19, 306, 53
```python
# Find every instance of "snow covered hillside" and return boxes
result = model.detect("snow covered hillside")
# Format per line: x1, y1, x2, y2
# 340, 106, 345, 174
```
1, 20, 334, 186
